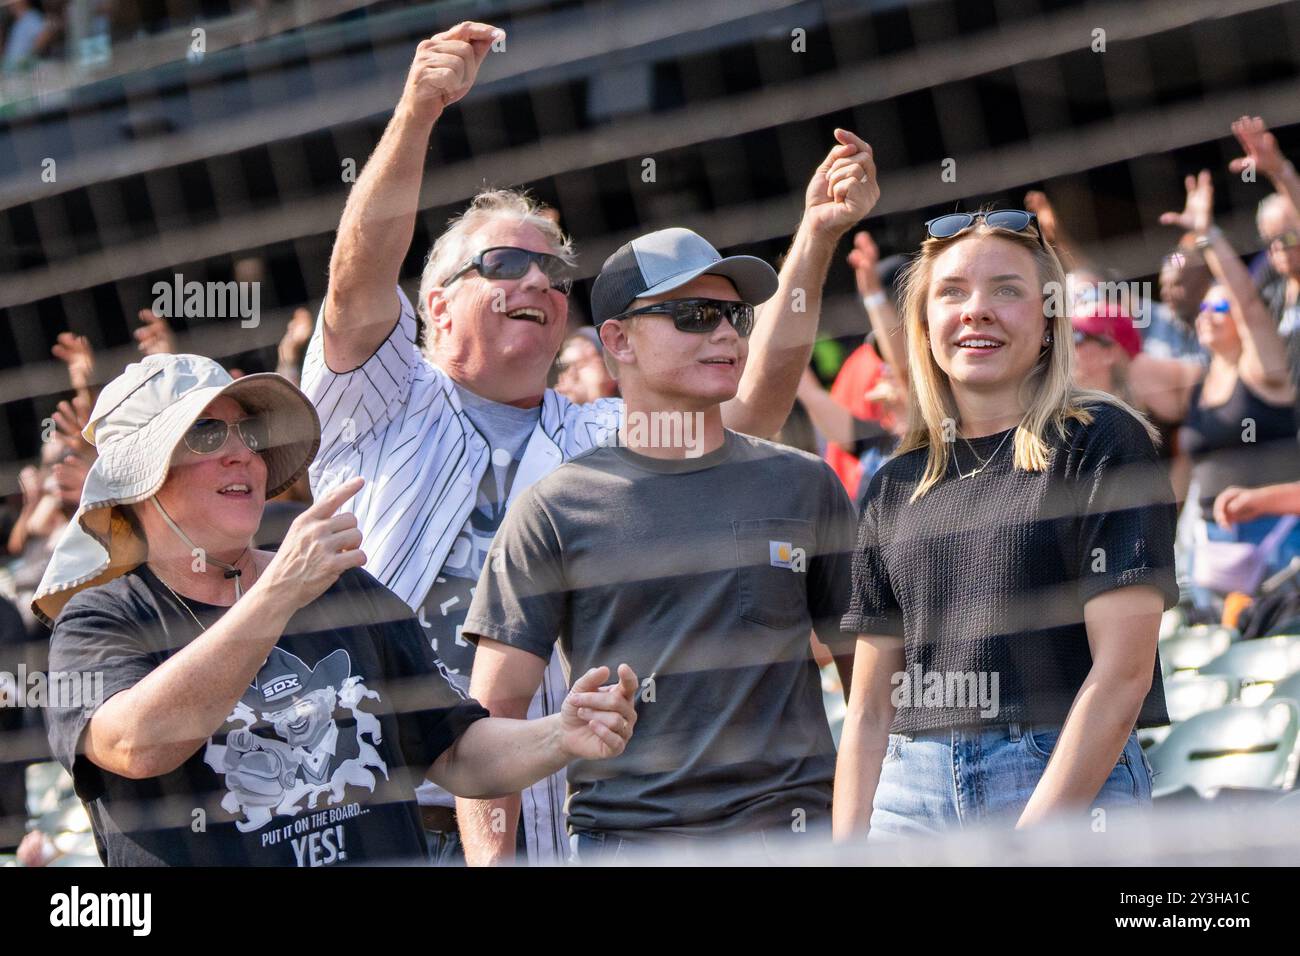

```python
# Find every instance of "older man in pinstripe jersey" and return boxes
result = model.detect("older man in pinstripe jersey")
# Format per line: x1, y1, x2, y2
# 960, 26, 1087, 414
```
303, 20, 878, 865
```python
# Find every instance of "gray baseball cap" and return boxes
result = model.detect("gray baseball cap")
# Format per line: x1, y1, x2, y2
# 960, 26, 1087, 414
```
590, 227, 779, 324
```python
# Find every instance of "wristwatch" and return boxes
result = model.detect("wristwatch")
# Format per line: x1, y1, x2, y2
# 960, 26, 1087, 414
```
1194, 225, 1223, 250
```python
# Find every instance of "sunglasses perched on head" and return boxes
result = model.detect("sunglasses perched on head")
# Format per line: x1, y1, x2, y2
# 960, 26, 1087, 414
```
445, 246, 573, 294
183, 417, 268, 455
924, 210, 1048, 251
605, 298, 756, 337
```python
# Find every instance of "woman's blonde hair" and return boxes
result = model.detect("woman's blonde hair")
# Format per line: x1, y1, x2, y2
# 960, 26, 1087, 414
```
893, 214, 1159, 501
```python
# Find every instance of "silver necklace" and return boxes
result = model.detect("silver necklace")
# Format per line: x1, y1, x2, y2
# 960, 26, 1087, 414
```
953, 428, 1014, 480
154, 572, 208, 632
151, 561, 254, 633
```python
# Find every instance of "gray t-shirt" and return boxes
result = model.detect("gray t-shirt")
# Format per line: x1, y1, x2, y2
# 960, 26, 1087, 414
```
414, 384, 539, 809
420, 384, 539, 685
463, 430, 857, 839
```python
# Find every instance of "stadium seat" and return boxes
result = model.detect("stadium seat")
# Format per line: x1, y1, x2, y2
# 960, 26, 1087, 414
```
1199, 634, 1300, 704
1163, 673, 1237, 722
1139, 674, 1237, 750
1160, 607, 1189, 640
1158, 625, 1239, 675
1266, 670, 1300, 707
1147, 700, 1300, 798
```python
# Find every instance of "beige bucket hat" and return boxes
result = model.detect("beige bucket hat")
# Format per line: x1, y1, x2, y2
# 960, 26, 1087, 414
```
33, 353, 319, 626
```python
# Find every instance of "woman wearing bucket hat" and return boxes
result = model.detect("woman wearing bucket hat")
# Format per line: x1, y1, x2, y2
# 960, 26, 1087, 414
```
34, 353, 638, 867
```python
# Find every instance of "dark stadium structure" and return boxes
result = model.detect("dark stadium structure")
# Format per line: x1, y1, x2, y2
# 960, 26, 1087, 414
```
1, 0, 1298, 493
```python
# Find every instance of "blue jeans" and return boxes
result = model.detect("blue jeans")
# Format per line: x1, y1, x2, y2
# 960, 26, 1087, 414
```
424, 826, 465, 866
868, 723, 1154, 839
569, 829, 629, 864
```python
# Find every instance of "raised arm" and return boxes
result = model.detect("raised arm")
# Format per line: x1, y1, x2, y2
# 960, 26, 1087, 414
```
797, 367, 858, 446
1161, 171, 1295, 392
323, 21, 500, 371
7, 466, 41, 557
847, 230, 906, 383
1229, 115, 1300, 222
275, 307, 316, 385
722, 130, 880, 438
1024, 189, 1085, 274
50, 332, 95, 411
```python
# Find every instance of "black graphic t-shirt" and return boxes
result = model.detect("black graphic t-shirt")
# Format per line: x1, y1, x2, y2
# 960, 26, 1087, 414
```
45, 566, 488, 867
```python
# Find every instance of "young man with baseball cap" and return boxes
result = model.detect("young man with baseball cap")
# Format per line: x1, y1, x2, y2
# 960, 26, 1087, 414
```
308, 17, 879, 865
459, 229, 859, 861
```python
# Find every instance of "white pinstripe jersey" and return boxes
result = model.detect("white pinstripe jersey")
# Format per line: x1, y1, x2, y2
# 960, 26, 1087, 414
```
301, 287, 622, 863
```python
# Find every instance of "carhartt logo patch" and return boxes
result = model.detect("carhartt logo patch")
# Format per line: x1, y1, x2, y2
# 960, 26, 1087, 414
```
769, 541, 807, 572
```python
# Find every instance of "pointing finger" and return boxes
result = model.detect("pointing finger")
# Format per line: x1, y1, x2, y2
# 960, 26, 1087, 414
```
308, 475, 365, 518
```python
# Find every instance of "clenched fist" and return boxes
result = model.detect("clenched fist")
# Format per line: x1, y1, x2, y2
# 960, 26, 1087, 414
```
401, 21, 502, 124
804, 129, 880, 239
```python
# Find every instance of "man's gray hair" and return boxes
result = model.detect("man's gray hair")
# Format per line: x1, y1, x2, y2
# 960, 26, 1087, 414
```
1257, 192, 1299, 238
417, 189, 575, 329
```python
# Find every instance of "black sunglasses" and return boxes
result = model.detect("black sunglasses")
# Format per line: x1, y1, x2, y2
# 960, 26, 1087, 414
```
183, 417, 269, 456
605, 298, 756, 338
924, 210, 1048, 250
445, 246, 573, 294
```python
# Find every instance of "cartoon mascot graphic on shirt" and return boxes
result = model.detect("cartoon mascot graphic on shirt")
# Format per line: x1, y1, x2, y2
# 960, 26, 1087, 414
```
203, 647, 389, 832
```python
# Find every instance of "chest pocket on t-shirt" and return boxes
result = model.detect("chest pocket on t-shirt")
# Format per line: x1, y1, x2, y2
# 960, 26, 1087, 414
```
733, 518, 813, 630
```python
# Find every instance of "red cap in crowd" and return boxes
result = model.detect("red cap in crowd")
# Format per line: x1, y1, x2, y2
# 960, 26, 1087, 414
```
1071, 304, 1141, 359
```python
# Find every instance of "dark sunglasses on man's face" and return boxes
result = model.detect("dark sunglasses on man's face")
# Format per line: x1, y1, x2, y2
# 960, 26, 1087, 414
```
924, 210, 1048, 251
1266, 230, 1300, 250
607, 298, 756, 338
183, 417, 269, 455
445, 246, 574, 294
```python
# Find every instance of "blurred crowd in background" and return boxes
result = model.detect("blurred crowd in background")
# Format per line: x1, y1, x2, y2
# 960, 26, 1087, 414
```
2, 89, 1299, 863
0, 0, 288, 73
